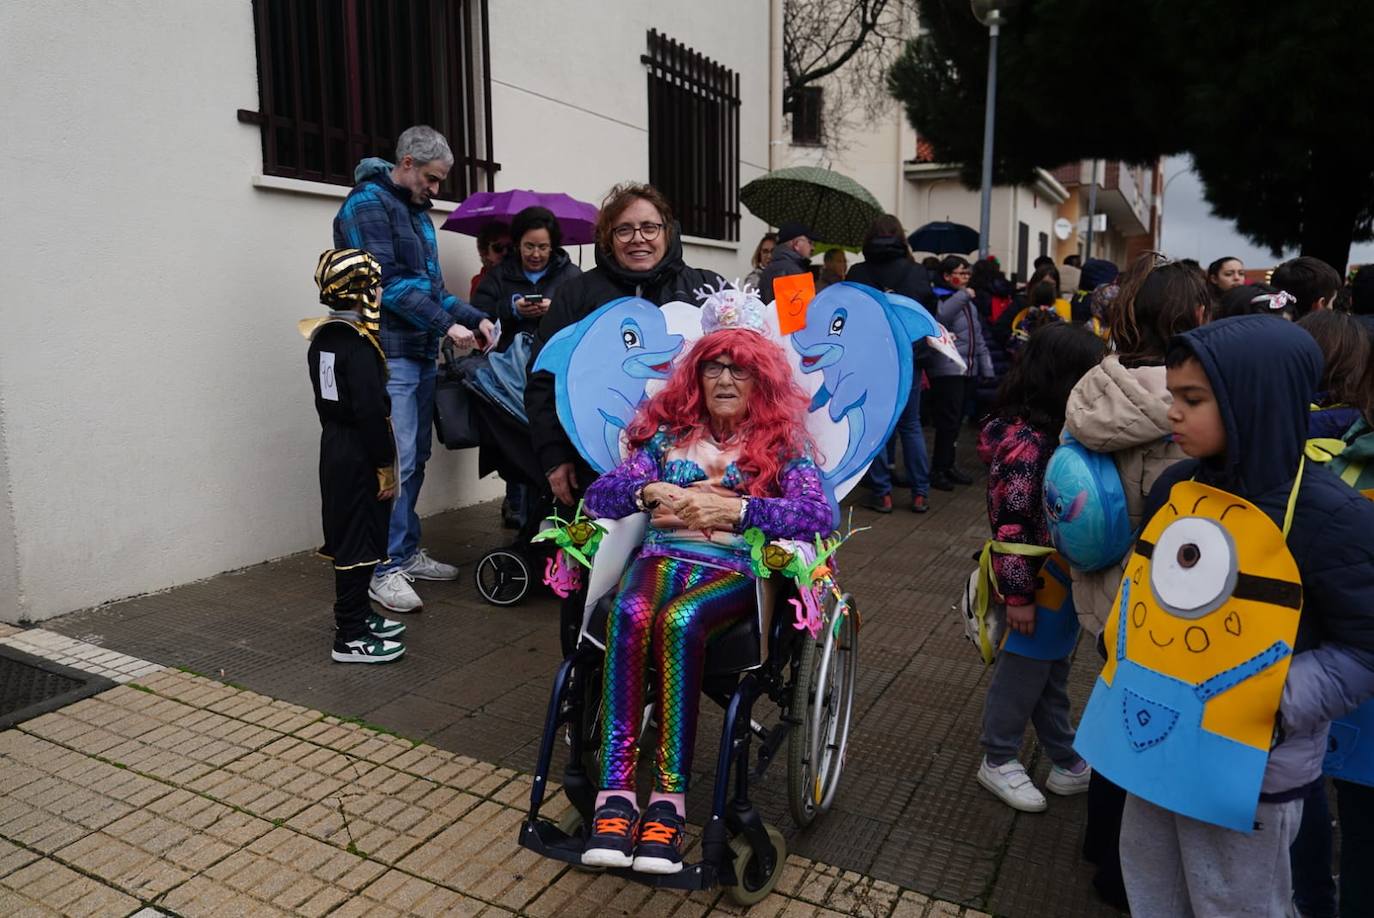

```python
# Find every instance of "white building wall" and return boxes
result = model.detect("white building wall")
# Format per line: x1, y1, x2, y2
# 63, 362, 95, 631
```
0, 0, 769, 622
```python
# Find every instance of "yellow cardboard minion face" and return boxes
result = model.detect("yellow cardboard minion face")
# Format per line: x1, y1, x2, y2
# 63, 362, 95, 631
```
1104, 480, 1302, 751
1076, 478, 1305, 831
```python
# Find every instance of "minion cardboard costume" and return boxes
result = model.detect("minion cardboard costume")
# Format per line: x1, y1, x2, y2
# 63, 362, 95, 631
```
1075, 474, 1304, 831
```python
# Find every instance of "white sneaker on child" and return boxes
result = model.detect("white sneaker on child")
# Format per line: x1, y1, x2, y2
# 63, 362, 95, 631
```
977, 758, 1047, 812
1046, 762, 1092, 796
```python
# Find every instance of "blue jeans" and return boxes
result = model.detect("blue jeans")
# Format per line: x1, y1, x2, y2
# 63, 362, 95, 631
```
377, 357, 436, 574
868, 378, 930, 497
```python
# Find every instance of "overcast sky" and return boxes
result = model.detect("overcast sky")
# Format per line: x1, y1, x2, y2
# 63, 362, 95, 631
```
1158, 154, 1374, 270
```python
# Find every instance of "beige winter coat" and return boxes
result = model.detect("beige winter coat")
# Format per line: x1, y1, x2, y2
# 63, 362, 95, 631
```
1062, 357, 1189, 636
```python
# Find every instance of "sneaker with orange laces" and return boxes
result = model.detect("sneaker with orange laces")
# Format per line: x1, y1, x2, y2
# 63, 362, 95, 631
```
632, 801, 686, 874
581, 796, 638, 868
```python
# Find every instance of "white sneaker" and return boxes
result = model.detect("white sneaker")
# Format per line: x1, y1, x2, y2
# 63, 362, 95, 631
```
1046, 761, 1093, 796
403, 548, 460, 581
977, 758, 1047, 812
331, 637, 405, 664
369, 569, 422, 613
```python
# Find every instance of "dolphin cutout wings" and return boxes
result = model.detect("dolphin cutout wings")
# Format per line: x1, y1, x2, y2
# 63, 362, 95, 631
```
536, 283, 953, 522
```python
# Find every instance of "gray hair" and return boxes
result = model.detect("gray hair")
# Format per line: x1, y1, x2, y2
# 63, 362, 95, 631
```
395, 125, 453, 166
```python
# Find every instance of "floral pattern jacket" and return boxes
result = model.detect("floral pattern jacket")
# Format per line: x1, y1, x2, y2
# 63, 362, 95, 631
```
977, 416, 1055, 605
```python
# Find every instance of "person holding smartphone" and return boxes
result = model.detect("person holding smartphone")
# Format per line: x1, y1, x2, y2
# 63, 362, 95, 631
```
473, 205, 582, 528
473, 205, 581, 352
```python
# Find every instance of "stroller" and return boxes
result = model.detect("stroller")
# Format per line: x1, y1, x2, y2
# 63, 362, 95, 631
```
435, 333, 555, 606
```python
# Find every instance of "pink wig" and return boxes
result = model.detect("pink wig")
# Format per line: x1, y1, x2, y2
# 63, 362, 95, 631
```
625, 329, 817, 496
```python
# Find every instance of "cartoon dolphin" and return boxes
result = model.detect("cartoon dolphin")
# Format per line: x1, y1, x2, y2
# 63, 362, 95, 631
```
790, 284, 940, 502
1044, 482, 1088, 524
533, 297, 684, 472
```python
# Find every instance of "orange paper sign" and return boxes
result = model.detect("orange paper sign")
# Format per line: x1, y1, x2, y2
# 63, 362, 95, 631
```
773, 273, 816, 335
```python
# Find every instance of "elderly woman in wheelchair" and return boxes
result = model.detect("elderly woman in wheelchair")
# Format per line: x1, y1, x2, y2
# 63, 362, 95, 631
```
577, 323, 830, 872
520, 280, 944, 899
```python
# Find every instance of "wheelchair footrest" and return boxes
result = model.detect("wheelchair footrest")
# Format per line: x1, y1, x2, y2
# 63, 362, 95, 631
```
519, 818, 719, 890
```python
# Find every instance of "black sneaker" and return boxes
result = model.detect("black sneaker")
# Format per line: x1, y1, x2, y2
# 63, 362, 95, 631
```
930, 472, 955, 491
632, 801, 685, 874
366, 612, 406, 639
331, 636, 405, 664
946, 467, 974, 486
582, 796, 638, 868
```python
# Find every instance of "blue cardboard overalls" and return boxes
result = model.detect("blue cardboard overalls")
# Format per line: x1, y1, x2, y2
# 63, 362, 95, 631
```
1075, 580, 1292, 831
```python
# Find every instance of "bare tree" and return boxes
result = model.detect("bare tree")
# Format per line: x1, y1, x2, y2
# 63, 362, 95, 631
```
783, 0, 917, 151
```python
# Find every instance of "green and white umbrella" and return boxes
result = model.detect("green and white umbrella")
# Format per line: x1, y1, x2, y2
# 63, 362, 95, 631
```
740, 166, 884, 248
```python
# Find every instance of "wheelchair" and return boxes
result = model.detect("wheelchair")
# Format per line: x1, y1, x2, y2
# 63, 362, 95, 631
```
517, 515, 859, 905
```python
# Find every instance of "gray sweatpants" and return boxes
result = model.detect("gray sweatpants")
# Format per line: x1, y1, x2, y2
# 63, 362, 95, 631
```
979, 650, 1078, 767
1120, 793, 1303, 917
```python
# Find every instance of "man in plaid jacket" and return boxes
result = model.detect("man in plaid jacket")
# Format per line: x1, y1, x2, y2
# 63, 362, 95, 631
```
333, 125, 494, 614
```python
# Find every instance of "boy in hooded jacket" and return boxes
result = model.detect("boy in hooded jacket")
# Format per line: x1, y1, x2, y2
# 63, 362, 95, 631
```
1112, 316, 1374, 916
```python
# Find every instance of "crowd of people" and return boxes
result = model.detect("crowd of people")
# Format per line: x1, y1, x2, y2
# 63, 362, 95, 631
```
303, 124, 1373, 910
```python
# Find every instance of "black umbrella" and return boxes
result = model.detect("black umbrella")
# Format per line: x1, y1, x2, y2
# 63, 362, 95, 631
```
907, 221, 980, 255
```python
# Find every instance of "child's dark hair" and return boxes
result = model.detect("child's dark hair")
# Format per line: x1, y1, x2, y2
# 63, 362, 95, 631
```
1164, 338, 1198, 369
994, 323, 1107, 433
1111, 253, 1209, 367
1215, 283, 1294, 320
1272, 256, 1342, 318
1298, 310, 1370, 408
1029, 280, 1057, 308
1026, 264, 1061, 297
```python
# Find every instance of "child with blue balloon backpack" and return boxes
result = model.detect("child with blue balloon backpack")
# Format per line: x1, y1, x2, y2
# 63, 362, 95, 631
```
975, 322, 1106, 812
1060, 253, 1208, 909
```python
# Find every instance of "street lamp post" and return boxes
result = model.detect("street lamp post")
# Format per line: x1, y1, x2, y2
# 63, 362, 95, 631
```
972, 0, 1015, 260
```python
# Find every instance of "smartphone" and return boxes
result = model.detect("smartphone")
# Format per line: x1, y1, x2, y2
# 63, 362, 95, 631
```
524, 295, 546, 306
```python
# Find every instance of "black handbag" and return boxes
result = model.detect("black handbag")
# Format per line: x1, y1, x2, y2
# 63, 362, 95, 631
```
433, 344, 482, 449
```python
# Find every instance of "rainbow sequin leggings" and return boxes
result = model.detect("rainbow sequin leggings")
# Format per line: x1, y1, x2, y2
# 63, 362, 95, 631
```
598, 555, 754, 794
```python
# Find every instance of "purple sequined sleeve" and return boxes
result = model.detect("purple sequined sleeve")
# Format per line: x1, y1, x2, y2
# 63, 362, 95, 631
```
583, 449, 660, 520
742, 458, 832, 539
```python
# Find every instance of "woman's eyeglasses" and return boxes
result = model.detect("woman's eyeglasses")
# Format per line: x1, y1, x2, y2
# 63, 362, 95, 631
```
612, 222, 665, 243
700, 360, 752, 380
488, 242, 509, 255
521, 242, 552, 255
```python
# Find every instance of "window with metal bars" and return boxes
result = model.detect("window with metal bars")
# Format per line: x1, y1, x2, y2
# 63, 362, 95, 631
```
789, 86, 823, 146
642, 29, 740, 242
241, 0, 499, 201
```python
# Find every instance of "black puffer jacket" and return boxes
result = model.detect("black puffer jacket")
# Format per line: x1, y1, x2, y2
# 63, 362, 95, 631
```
471, 249, 581, 349
525, 230, 722, 474
845, 237, 934, 306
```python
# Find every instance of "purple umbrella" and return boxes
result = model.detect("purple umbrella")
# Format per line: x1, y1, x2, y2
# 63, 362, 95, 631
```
440, 189, 599, 245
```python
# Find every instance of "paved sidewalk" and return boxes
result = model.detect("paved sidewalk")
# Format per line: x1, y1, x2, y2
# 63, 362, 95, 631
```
0, 629, 990, 917
35, 457, 1123, 917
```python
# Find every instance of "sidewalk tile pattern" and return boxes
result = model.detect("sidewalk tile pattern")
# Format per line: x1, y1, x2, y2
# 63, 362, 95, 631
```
3, 668, 1000, 916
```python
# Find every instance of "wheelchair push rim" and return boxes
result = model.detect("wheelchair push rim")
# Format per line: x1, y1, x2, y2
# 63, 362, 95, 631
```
787, 591, 857, 827
474, 549, 531, 605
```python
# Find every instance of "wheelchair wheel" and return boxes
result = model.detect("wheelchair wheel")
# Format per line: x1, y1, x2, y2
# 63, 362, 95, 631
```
787, 592, 858, 828
474, 549, 531, 606
725, 824, 786, 906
